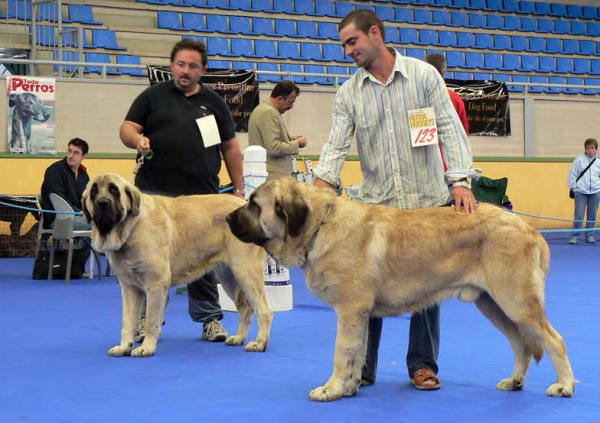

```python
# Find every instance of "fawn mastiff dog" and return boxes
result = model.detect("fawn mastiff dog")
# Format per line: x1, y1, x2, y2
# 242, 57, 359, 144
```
227, 177, 575, 401
82, 174, 273, 358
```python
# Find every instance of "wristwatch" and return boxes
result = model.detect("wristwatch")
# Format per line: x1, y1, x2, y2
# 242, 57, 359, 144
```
452, 180, 472, 190
234, 188, 246, 195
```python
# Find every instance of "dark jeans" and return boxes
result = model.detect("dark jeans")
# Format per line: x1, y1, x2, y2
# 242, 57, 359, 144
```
362, 306, 440, 382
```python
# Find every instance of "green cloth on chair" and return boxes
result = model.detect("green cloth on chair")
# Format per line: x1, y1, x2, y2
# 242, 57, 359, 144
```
471, 176, 509, 206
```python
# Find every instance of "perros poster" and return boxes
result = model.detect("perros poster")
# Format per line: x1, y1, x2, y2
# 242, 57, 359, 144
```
445, 79, 511, 137
6, 76, 56, 154
147, 65, 259, 133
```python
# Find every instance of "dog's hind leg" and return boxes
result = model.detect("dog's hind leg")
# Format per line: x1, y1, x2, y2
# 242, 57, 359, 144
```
309, 306, 369, 402
131, 281, 169, 358
475, 292, 534, 391
108, 283, 144, 357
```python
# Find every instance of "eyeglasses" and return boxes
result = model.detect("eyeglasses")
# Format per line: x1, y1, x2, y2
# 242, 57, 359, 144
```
67, 148, 83, 156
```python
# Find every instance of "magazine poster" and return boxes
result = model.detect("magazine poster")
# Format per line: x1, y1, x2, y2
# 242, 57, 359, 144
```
6, 76, 56, 154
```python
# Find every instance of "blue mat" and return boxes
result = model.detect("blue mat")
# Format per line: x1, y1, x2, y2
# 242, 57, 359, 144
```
0, 237, 598, 422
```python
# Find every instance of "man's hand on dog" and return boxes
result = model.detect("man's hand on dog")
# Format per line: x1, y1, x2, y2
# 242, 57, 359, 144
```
451, 186, 477, 213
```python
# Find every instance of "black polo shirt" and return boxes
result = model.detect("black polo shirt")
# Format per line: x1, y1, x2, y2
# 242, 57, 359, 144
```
40, 158, 90, 228
125, 79, 236, 195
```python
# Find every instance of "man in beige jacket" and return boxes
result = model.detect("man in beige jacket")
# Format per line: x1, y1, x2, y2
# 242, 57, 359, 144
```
248, 81, 307, 181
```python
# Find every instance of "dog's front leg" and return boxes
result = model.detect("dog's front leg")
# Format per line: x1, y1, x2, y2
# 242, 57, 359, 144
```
131, 284, 168, 358
108, 284, 143, 357
309, 307, 369, 402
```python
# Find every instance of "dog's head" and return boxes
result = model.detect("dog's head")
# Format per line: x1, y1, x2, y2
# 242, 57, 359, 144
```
9, 93, 50, 122
82, 174, 141, 238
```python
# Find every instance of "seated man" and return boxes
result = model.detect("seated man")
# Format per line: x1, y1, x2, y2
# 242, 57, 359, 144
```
40, 137, 92, 270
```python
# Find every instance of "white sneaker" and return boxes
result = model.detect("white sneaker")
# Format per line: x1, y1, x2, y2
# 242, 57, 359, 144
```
569, 237, 578, 244
202, 320, 229, 342
586, 235, 596, 244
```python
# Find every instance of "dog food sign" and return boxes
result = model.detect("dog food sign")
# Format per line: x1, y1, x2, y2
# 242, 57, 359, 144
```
6, 77, 56, 155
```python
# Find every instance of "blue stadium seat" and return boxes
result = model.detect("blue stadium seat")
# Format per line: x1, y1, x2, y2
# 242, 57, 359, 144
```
38, 2, 71, 22
355, 4, 375, 12
413, 9, 432, 24
474, 33, 493, 49
418, 30, 437, 45
231, 38, 259, 57
509, 36, 528, 51
183, 35, 206, 44
92, 29, 127, 50
294, 1, 318, 15
255, 40, 282, 59
466, 12, 485, 28
520, 55, 538, 72
304, 64, 332, 85
328, 66, 349, 84
318, 22, 339, 40
548, 76, 566, 94
485, 0, 502, 11
275, 19, 297, 37
394, 7, 413, 23
323, 43, 348, 62
206, 36, 231, 56
491, 34, 510, 50
437, 31, 457, 47
85, 52, 119, 74
69, 5, 102, 25
207, 0, 234, 9
503, 15, 520, 31
279, 40, 301, 59
573, 58, 591, 75
565, 77, 584, 94
427, 48, 445, 56
406, 48, 426, 60
536, 18, 553, 33
230, 16, 253, 35
399, 28, 418, 44
206, 14, 233, 33
539, 56, 556, 72
510, 75, 529, 93
492, 73, 511, 84
298, 21, 318, 39
386, 27, 400, 43
431, 10, 451, 25
464, 52, 484, 69
433, 0, 452, 7
53, 50, 80, 73
453, 72, 473, 80
183, 0, 208, 6
546, 38, 562, 53
502, 0, 518, 13
252, 18, 275, 35
582, 6, 598, 20
272, 0, 293, 14
517, 0, 535, 14
230, 0, 252, 10
315, 1, 335, 17
563, 39, 579, 55
580, 40, 596, 56
519, 17, 537, 32
467, 0, 486, 10
533, 1, 550, 15
584, 78, 600, 95
376, 6, 395, 22
232, 61, 254, 70
158, 11, 185, 31
591, 60, 600, 75
457, 32, 475, 48
553, 20, 570, 34
250, 0, 275, 12
333, 1, 354, 18
556, 57, 573, 73
208, 60, 232, 69
447, 50, 465, 68
300, 42, 324, 61
449, 11, 468, 27
566, 5, 583, 18
527, 37, 546, 53
500, 54, 520, 71
484, 14, 503, 29
481, 53, 501, 69
281, 63, 304, 82
529, 76, 548, 93
588, 23, 600, 37
571, 21, 586, 36
257, 62, 281, 83
449, 0, 468, 8
182, 13, 207, 31
473, 72, 492, 80
8, 0, 31, 20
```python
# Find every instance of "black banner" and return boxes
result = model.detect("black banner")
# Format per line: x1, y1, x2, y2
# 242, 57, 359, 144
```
445, 79, 511, 137
147, 65, 259, 132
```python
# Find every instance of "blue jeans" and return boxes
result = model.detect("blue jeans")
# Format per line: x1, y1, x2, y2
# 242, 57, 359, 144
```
362, 306, 440, 382
572, 192, 600, 237
137, 189, 223, 324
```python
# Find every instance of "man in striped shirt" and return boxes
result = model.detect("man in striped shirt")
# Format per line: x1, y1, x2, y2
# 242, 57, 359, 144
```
314, 10, 477, 391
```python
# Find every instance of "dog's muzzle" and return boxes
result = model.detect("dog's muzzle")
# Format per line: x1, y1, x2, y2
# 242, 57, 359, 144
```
93, 197, 122, 236
226, 208, 267, 246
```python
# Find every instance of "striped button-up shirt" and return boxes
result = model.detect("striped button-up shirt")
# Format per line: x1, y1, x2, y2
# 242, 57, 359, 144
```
314, 50, 473, 210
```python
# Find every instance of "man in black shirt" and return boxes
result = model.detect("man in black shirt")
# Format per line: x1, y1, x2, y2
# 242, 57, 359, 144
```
119, 39, 245, 343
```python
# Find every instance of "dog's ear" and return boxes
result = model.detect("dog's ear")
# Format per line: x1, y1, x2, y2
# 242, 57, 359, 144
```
276, 193, 308, 238
8, 94, 17, 107
125, 184, 141, 217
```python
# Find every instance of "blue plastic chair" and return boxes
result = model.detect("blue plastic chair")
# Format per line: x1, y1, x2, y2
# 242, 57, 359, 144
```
533, 1, 551, 15
485, 0, 502, 11
252, 18, 275, 35
250, 0, 275, 12
464, 52, 484, 69
386, 27, 400, 44
546, 38, 562, 53
517, 0, 535, 14
437, 31, 457, 47
573, 59, 591, 75
257, 62, 281, 83
413, 9, 432, 24
399, 28, 418, 44
500, 54, 520, 71
453, 72, 473, 80
327, 66, 349, 85
536, 18, 553, 33
85, 52, 119, 74
230, 0, 252, 10
281, 63, 305, 82
92, 29, 127, 50
580, 41, 596, 56
449, 11, 468, 27
304, 64, 331, 84
539, 56, 556, 72
553, 20, 570, 34
527, 37, 546, 53
297, 21, 318, 39
53, 50, 80, 73
279, 41, 301, 59
69, 5, 102, 25
300, 42, 324, 61
275, 19, 297, 37
206, 14, 233, 33
418, 30, 437, 45
591, 60, 600, 75
584, 78, 600, 95
520, 55, 538, 72
182, 13, 207, 31
449, 0, 468, 8
230, 16, 254, 35
457, 32, 475, 48
377, 6, 395, 22
231, 39, 258, 57
510, 75, 529, 93
318, 22, 339, 40
333, 1, 353, 18
509, 36, 528, 51
323, 43, 346, 62
563, 39, 579, 55
394, 7, 413, 23
468, 0, 486, 10
116, 55, 147, 76
582, 6, 598, 20
466, 13, 485, 28
481, 53, 501, 70
571, 21, 586, 36
474, 33, 493, 49
503, 15, 520, 31
406, 48, 426, 60
548, 76, 566, 94
502, 0, 518, 13
565, 77, 584, 94
520, 17, 537, 32
207, 0, 234, 9
294, 1, 317, 15
206, 36, 231, 56
473, 72, 492, 80
556, 57, 573, 74
447, 50, 465, 68
208, 60, 232, 69
255, 40, 282, 59
484, 14, 503, 29
432, 10, 451, 26
491, 34, 510, 50
315, 1, 335, 17
529, 76, 548, 93
566, 5, 583, 18
158, 11, 185, 31
587, 23, 600, 37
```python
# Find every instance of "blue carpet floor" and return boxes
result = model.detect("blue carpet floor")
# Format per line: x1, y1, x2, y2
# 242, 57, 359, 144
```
0, 234, 598, 423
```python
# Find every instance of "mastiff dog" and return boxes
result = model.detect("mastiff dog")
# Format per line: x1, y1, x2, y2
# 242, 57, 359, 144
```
82, 174, 273, 358
227, 177, 575, 401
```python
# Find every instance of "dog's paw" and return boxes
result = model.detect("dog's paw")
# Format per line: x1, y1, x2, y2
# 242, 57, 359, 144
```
225, 334, 245, 346
108, 345, 132, 357
496, 378, 524, 391
244, 341, 267, 352
547, 383, 574, 397
309, 385, 343, 402
131, 345, 155, 357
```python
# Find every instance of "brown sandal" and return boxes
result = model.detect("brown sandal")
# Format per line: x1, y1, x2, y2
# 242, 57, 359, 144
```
410, 368, 441, 391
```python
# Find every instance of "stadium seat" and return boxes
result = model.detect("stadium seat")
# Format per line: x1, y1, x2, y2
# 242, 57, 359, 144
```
230, 16, 253, 35
563, 39, 579, 55
386, 27, 400, 43
591, 60, 600, 75
406, 48, 426, 60
553, 20, 570, 34
38, 2, 71, 22
485, 0, 502, 11
418, 30, 437, 46
536, 18, 553, 33
399, 28, 418, 44
294, 0, 318, 15
447, 50, 465, 68
433, 0, 452, 7
206, 14, 233, 33
474, 33, 493, 49
510, 75, 529, 93
449, 11, 468, 27
207, 0, 235, 9
413, 9, 432, 24
588, 23, 600, 37
275, 19, 297, 37
509, 36, 528, 51
304, 64, 332, 85
328, 66, 349, 85
323, 43, 348, 62
565, 77, 584, 94
437, 31, 457, 47
116, 55, 147, 76
252, 18, 275, 36
376, 6, 395, 22
53, 50, 80, 73
183, 0, 208, 6
281, 63, 304, 82
297, 21, 318, 39
527, 37, 546, 53
255, 39, 282, 59
315, 0, 335, 17
183, 34, 206, 44
206, 36, 231, 56
545, 37, 562, 53
92, 29, 126, 50
468, 0, 486, 10
502, 0, 518, 13
582, 6, 598, 20
484, 14, 503, 30
466, 13, 485, 28
573, 58, 591, 75
571, 21, 586, 36
449, 0, 468, 8
556, 57, 574, 73
333, 1, 354, 18
257, 62, 281, 83
529, 76, 548, 93
318, 22, 339, 40
182, 13, 207, 31
584, 78, 600, 95
520, 55, 538, 72
517, 0, 535, 14
453, 72, 473, 80
394, 7, 413, 23
231, 38, 259, 57
533, 1, 551, 15
230, 0, 252, 10
68, 5, 102, 25
457, 32, 475, 48
473, 72, 491, 80
481, 53, 501, 70
492, 73, 511, 84
430, 10, 450, 26
566, 5, 583, 18
500, 54, 520, 71
355, 4, 374, 12
519, 17, 537, 32
158, 11, 185, 31
7, 0, 31, 20
548, 76, 566, 94
580, 41, 596, 56
503, 16, 520, 31
279, 40, 301, 59
85, 52, 119, 74
491, 34, 510, 50
539, 56, 556, 72
300, 42, 324, 61
208, 60, 232, 69
464, 52, 484, 69
250, 0, 275, 12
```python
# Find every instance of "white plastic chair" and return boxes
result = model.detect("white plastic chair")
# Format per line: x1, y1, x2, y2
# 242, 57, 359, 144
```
34, 193, 54, 259
48, 193, 100, 284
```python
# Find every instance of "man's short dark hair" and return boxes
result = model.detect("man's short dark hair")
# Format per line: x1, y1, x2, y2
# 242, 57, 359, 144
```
424, 53, 447, 76
271, 81, 300, 99
170, 39, 208, 68
339, 9, 386, 42
68, 137, 89, 155
584, 138, 598, 149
